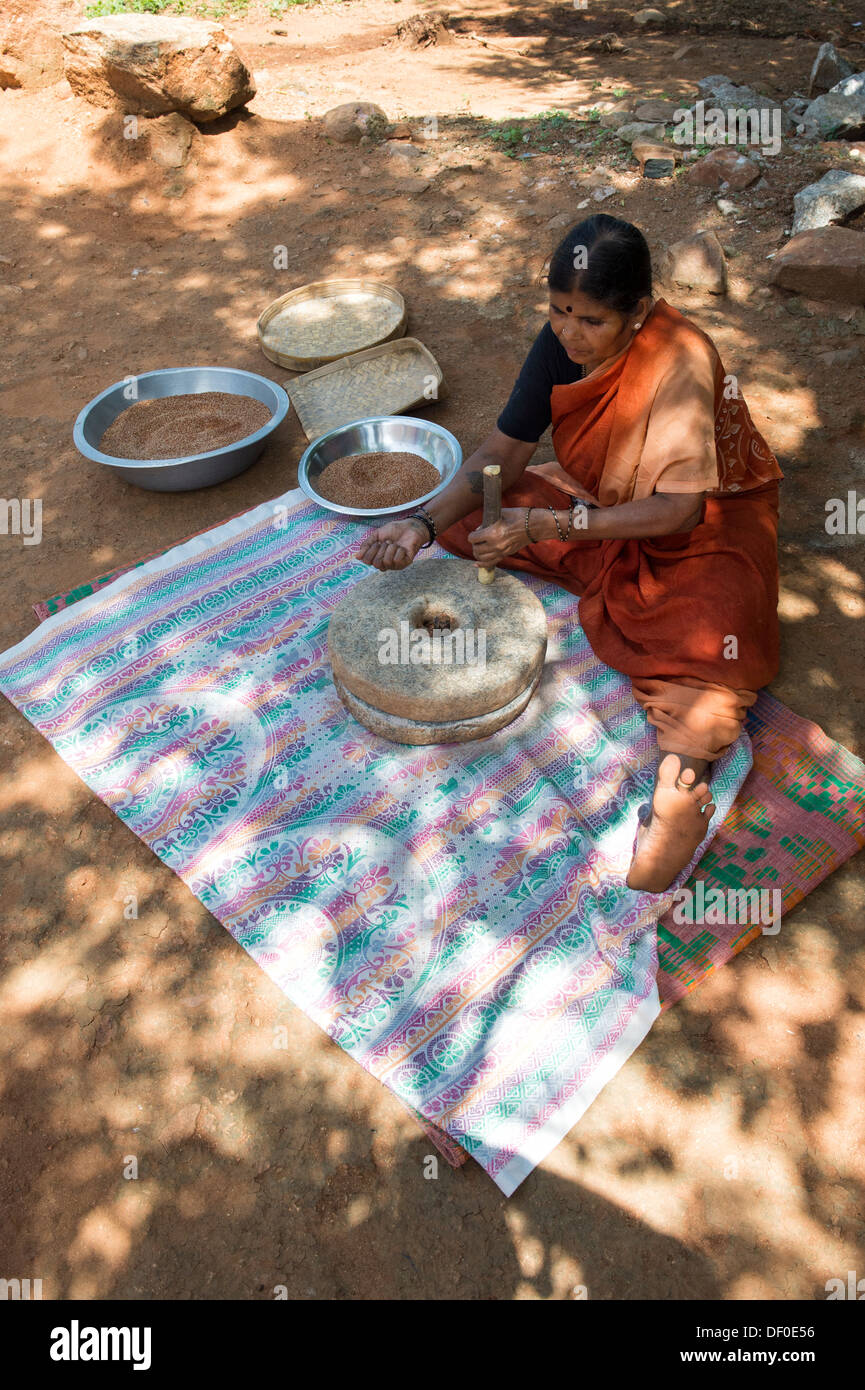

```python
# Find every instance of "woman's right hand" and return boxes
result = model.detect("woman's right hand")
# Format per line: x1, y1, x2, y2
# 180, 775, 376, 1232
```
354, 518, 427, 571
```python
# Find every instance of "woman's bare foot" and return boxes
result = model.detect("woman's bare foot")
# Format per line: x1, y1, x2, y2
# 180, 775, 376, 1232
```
626, 760, 716, 894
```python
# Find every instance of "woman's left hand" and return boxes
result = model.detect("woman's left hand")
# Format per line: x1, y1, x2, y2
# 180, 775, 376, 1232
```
467, 508, 528, 568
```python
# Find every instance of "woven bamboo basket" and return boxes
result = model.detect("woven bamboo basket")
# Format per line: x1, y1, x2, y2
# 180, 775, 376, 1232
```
286, 337, 445, 441
257, 279, 407, 371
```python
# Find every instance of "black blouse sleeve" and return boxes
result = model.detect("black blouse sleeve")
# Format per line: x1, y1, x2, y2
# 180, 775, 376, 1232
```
496, 322, 583, 443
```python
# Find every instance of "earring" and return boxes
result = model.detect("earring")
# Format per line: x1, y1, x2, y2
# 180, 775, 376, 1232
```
634, 322, 642, 330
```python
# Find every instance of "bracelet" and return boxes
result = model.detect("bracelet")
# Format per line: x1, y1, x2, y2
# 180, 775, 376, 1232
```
409, 505, 437, 548
548, 504, 566, 542
415, 505, 437, 541
525, 507, 537, 544
407, 512, 435, 548
565, 499, 575, 540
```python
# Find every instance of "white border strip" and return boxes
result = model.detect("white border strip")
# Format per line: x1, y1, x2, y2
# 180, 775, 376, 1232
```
492, 983, 661, 1197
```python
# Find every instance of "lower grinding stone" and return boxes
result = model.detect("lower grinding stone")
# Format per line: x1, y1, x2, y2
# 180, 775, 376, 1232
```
333, 668, 543, 745
328, 557, 548, 744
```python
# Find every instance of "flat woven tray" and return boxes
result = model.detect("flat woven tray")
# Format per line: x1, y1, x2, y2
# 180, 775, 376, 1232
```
257, 278, 406, 371
286, 337, 445, 441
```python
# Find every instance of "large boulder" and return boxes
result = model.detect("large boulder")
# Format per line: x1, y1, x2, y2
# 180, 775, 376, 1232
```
792, 169, 865, 235
0, 18, 64, 90
60, 15, 255, 123
769, 226, 865, 302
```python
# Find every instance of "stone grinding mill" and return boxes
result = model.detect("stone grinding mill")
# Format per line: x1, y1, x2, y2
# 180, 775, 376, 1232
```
327, 465, 549, 745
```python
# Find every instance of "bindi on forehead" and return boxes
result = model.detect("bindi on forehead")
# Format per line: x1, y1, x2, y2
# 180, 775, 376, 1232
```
550, 293, 611, 318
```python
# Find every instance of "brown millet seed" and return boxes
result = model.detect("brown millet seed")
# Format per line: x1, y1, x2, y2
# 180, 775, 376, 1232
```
316, 451, 440, 509
100, 393, 272, 460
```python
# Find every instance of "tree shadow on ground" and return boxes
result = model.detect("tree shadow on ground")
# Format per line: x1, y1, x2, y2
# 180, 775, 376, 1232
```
0, 44, 863, 1299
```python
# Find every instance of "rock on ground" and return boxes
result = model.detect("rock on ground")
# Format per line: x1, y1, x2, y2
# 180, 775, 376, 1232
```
785, 96, 811, 121
632, 140, 678, 177
378, 177, 430, 199
833, 72, 865, 99
808, 43, 856, 97
577, 97, 625, 116
381, 139, 428, 160
145, 112, 197, 170
695, 75, 796, 136
662, 231, 728, 294
60, 15, 255, 123
616, 121, 665, 145
633, 8, 668, 26
688, 147, 761, 190
583, 33, 629, 54
394, 13, 453, 47
769, 226, 865, 302
634, 100, 680, 122
599, 108, 634, 130
792, 169, 865, 235
801, 76, 865, 140
322, 101, 388, 144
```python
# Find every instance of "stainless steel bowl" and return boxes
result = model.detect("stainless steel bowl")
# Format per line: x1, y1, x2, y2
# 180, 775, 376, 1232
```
298, 416, 463, 523
73, 367, 290, 492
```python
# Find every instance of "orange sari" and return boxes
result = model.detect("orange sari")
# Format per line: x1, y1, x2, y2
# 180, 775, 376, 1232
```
438, 299, 783, 761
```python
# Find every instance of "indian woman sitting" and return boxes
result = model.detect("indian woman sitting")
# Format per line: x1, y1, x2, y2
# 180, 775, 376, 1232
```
354, 214, 783, 894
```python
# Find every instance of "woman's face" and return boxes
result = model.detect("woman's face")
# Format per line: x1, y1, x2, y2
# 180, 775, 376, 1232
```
548, 286, 646, 369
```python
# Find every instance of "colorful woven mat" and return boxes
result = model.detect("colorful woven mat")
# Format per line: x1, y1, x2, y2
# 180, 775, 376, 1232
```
5, 489, 754, 1195
18, 493, 864, 1182
657, 692, 864, 1006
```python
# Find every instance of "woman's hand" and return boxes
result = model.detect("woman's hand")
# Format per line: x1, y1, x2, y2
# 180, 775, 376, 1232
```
354, 519, 426, 571
467, 508, 528, 568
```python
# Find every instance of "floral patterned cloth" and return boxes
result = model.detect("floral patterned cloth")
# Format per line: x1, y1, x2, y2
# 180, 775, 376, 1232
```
2, 489, 751, 1194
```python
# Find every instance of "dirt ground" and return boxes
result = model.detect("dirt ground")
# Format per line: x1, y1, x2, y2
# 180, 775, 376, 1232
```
1, 0, 864, 1300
